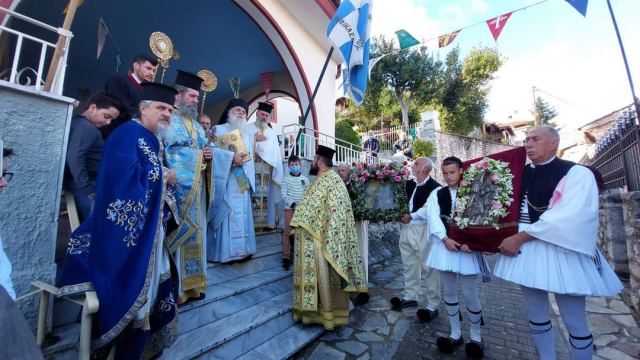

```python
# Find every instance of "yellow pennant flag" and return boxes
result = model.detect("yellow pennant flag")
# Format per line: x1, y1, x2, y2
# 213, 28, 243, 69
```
63, 0, 84, 14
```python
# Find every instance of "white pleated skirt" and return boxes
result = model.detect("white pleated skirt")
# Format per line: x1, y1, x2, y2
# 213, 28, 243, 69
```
494, 240, 623, 296
425, 241, 484, 275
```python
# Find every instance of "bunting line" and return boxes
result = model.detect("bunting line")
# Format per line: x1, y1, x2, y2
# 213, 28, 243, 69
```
389, 0, 553, 54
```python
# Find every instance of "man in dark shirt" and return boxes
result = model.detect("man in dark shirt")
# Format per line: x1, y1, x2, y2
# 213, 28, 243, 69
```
101, 54, 158, 138
65, 92, 122, 220
363, 130, 380, 159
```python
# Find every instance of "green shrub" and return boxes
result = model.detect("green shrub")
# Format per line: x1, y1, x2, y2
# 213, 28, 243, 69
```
412, 139, 435, 157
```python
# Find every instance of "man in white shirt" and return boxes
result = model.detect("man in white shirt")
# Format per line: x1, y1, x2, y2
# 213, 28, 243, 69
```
391, 157, 441, 320
0, 147, 16, 299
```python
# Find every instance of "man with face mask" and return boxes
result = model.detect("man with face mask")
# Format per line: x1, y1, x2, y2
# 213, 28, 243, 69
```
290, 146, 367, 330
248, 102, 284, 232
160, 70, 211, 304
207, 98, 257, 263
363, 130, 380, 160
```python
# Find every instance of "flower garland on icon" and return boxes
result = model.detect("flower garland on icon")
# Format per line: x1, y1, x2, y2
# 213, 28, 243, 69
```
454, 157, 514, 229
348, 161, 411, 223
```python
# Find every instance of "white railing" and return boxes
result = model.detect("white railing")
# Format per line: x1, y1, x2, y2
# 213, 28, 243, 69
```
0, 6, 73, 94
282, 124, 395, 165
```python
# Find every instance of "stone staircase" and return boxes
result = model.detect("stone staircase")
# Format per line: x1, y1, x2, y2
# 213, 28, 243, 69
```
43, 230, 324, 359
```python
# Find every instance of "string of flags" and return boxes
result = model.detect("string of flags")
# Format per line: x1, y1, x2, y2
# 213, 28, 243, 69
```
392, 0, 589, 52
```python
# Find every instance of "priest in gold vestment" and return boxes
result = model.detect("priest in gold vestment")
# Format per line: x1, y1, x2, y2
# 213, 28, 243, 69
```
290, 145, 367, 330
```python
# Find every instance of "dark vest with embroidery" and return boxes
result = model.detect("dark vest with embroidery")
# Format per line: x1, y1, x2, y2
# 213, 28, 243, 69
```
437, 187, 454, 233
405, 177, 441, 212
521, 157, 576, 224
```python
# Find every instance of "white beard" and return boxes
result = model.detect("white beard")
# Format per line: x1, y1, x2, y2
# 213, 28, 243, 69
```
157, 122, 170, 138
228, 114, 247, 132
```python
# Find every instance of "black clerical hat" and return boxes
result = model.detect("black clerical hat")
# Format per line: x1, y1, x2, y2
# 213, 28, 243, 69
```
140, 83, 178, 106
218, 98, 249, 124
174, 70, 204, 91
316, 145, 335, 160
257, 102, 274, 114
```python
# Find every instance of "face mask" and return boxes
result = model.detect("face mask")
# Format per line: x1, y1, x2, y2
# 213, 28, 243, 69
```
289, 165, 300, 175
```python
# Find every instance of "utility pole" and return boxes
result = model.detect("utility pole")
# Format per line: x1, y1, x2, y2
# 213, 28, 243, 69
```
605, 0, 640, 124
532, 86, 538, 125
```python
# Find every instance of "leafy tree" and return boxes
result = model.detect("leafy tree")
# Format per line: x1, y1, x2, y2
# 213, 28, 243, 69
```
367, 36, 443, 130
534, 96, 558, 127
334, 117, 361, 147
437, 47, 502, 135
412, 139, 435, 157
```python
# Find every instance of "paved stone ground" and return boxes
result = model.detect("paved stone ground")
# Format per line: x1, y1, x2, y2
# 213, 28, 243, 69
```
293, 233, 640, 360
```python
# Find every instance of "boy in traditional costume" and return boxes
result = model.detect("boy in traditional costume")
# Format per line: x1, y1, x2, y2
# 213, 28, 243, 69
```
424, 156, 489, 358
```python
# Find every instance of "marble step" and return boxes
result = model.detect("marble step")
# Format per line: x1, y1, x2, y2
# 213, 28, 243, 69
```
206, 244, 283, 286
236, 323, 325, 360
195, 309, 296, 360
162, 291, 293, 359
42, 323, 79, 358
177, 268, 292, 335
255, 229, 284, 248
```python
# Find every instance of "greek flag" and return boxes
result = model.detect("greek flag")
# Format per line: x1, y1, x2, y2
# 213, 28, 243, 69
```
327, 0, 372, 106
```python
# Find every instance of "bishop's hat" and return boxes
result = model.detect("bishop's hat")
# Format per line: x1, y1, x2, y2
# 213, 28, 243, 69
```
316, 145, 335, 160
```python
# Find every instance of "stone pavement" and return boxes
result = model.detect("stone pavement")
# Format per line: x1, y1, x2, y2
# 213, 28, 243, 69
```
293, 231, 640, 360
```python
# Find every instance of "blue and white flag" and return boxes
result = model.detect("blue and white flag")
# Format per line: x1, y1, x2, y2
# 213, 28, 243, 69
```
327, 0, 372, 106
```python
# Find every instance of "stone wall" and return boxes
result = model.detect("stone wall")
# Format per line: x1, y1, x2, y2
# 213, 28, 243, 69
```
622, 191, 640, 314
599, 189, 640, 315
0, 81, 76, 330
432, 131, 515, 182
598, 189, 629, 274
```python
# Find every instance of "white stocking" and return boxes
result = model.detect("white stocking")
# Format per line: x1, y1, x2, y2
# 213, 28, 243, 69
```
460, 274, 482, 342
521, 286, 556, 360
440, 271, 461, 340
556, 294, 593, 360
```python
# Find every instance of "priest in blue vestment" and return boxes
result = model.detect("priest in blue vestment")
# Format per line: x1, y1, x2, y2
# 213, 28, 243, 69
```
58, 83, 180, 359
207, 98, 257, 263
161, 70, 210, 304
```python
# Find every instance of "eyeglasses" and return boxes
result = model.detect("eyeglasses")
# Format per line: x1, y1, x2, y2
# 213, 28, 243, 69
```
1, 171, 13, 182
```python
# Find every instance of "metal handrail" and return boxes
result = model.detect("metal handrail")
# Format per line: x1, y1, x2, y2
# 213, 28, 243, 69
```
0, 6, 73, 94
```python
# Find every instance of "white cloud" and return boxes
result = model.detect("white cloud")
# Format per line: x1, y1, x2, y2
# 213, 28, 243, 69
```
371, 0, 442, 42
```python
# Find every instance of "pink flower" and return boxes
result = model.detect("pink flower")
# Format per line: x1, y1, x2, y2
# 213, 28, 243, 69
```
394, 175, 402, 182
377, 173, 385, 179
403, 161, 408, 166
363, 171, 370, 177
359, 177, 367, 183
390, 171, 397, 176
356, 166, 364, 173
383, 169, 390, 175
481, 160, 489, 169
491, 201, 503, 210
363, 163, 369, 168
490, 174, 499, 183
352, 162, 356, 167
460, 179, 468, 187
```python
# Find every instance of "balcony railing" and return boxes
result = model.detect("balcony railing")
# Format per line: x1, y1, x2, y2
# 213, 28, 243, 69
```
0, 6, 73, 95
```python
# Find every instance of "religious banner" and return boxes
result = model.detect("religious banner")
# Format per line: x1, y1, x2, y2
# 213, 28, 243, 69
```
438, 30, 461, 48
97, 17, 108, 59
564, 0, 589, 17
449, 147, 527, 252
348, 161, 411, 223
486, 12, 513, 42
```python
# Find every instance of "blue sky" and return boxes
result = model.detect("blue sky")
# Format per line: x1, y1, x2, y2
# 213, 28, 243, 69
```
370, 0, 640, 130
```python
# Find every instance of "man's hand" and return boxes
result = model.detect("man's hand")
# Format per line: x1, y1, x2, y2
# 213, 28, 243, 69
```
400, 213, 412, 224
167, 169, 177, 186
203, 146, 213, 161
232, 152, 247, 167
443, 237, 464, 252
255, 134, 266, 142
498, 232, 533, 256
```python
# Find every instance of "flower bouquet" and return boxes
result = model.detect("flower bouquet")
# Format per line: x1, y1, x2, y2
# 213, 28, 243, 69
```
348, 160, 412, 223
